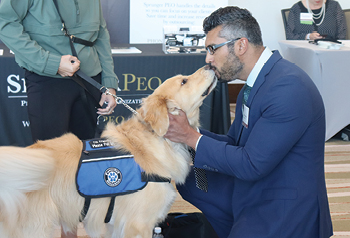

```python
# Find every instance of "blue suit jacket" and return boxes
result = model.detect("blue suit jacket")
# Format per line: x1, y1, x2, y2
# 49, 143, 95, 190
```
180, 51, 333, 238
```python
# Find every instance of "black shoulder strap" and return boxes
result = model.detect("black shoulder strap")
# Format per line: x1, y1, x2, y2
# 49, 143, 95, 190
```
52, 0, 106, 94
79, 196, 116, 223
52, 0, 94, 52
79, 198, 91, 222
52, 0, 63, 22
141, 172, 171, 183
104, 197, 116, 223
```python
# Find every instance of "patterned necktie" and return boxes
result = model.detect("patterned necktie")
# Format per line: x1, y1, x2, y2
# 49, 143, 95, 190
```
242, 83, 252, 105
189, 147, 208, 192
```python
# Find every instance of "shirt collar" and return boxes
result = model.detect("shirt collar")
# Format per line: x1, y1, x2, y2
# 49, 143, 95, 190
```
246, 47, 273, 87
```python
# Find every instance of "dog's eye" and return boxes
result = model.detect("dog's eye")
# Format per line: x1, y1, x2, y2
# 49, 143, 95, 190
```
181, 79, 188, 85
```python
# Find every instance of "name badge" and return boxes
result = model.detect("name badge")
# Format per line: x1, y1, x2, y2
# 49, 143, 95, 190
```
300, 13, 313, 25
242, 104, 249, 128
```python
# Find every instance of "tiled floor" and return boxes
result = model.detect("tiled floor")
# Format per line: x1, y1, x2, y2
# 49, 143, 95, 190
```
325, 139, 350, 237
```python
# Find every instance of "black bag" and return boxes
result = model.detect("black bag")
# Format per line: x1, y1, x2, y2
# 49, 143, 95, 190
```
334, 125, 350, 141
158, 212, 219, 238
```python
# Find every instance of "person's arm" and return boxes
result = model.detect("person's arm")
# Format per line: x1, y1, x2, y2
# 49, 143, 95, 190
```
94, 3, 118, 113
335, 2, 347, 40
165, 109, 237, 150
286, 5, 307, 40
196, 75, 316, 181
286, 4, 319, 40
94, 4, 118, 90
0, 0, 62, 75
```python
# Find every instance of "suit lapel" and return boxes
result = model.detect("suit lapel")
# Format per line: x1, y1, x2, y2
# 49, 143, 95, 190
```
245, 51, 282, 107
236, 51, 283, 145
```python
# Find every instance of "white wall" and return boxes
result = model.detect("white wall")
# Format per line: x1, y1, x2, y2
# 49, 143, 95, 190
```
129, 0, 228, 43
227, 0, 350, 51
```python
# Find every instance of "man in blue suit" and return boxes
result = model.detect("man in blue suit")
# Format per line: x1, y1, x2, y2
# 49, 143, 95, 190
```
165, 6, 333, 238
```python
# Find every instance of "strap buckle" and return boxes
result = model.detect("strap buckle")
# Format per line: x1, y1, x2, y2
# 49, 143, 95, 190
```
61, 23, 69, 36
100, 86, 108, 94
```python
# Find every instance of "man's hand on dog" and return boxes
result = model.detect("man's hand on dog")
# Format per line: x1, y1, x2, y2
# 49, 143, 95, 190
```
165, 110, 201, 150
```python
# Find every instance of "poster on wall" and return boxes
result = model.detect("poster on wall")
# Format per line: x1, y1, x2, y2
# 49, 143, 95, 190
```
130, 0, 228, 44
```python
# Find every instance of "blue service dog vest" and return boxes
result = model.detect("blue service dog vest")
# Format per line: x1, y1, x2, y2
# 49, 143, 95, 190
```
76, 138, 147, 198
76, 138, 171, 222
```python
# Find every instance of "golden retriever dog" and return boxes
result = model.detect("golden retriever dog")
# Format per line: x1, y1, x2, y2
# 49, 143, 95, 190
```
0, 66, 217, 238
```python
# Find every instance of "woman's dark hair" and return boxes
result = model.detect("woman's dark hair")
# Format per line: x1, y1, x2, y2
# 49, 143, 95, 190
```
203, 6, 263, 46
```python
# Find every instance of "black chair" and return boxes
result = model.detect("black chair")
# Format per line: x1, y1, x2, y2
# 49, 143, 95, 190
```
281, 8, 291, 39
344, 9, 350, 40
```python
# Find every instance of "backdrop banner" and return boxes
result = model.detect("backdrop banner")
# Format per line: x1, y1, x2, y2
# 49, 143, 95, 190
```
0, 44, 230, 147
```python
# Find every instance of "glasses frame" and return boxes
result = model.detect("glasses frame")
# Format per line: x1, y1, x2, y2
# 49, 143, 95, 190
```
206, 38, 241, 55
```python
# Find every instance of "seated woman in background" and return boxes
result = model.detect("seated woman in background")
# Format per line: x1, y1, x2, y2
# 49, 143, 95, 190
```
286, 0, 347, 40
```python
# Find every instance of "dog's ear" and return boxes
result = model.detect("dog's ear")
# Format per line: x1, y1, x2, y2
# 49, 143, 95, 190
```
140, 95, 169, 137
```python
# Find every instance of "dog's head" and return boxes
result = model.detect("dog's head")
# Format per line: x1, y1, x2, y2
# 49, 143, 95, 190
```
138, 65, 217, 136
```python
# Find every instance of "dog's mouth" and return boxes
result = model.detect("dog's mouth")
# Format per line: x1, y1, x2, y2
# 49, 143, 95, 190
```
202, 76, 217, 97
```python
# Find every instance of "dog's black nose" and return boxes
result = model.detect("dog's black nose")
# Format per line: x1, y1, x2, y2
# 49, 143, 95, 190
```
204, 64, 211, 70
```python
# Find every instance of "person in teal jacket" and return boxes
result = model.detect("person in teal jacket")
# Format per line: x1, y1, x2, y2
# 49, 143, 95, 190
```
0, 0, 118, 237
0, 0, 118, 139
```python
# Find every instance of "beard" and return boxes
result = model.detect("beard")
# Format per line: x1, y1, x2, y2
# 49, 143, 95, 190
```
211, 50, 244, 83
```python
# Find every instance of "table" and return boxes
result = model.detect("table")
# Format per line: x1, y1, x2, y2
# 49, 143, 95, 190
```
0, 44, 230, 146
279, 40, 350, 141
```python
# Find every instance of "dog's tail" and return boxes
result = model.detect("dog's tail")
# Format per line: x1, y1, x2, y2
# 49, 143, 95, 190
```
0, 146, 55, 229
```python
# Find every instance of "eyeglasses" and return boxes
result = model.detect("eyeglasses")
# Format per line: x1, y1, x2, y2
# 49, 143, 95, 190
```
206, 38, 241, 55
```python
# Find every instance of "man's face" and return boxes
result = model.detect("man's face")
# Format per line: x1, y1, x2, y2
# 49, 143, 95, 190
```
205, 26, 244, 83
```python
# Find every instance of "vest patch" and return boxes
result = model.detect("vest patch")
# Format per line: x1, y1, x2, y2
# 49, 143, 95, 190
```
104, 167, 122, 187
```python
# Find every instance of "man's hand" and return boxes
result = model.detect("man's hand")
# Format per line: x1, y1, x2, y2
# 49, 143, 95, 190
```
57, 55, 80, 77
164, 109, 201, 149
97, 88, 117, 115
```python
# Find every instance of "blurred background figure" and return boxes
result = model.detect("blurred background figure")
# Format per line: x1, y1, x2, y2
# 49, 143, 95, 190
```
286, 0, 347, 40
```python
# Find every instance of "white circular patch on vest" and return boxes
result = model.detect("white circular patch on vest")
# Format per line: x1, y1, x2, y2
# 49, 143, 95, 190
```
104, 167, 122, 187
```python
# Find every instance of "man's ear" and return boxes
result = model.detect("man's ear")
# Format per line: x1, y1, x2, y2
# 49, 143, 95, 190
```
139, 95, 169, 137
237, 37, 248, 55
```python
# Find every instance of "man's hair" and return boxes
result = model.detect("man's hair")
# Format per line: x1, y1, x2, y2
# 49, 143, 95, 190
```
203, 6, 263, 46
